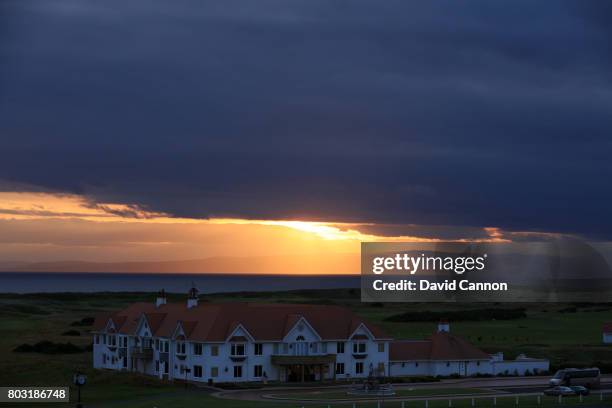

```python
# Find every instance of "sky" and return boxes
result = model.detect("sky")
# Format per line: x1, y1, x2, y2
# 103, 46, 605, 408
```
1, 1, 611, 270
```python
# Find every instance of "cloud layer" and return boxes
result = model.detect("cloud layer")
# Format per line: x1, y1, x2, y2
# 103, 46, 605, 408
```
2, 0, 612, 238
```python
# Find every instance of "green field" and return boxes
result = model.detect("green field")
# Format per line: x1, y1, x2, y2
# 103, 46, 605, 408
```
1, 289, 612, 407
270, 387, 491, 400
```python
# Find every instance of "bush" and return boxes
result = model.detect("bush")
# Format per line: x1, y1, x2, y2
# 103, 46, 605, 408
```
13, 341, 85, 354
70, 317, 95, 327
61, 330, 80, 336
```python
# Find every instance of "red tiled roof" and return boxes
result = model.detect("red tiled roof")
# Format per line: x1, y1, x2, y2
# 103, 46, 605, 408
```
180, 321, 198, 338
92, 312, 114, 331
603, 323, 612, 333
429, 332, 490, 360
390, 332, 489, 361
389, 341, 432, 360
93, 302, 390, 342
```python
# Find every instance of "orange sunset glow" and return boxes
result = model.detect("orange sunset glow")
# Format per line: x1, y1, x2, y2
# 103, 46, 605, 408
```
0, 191, 511, 274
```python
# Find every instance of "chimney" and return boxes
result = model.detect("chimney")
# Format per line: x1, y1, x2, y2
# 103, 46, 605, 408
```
156, 289, 167, 308
187, 285, 198, 309
438, 319, 450, 333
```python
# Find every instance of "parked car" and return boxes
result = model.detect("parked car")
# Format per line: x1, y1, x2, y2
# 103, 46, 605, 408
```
544, 386, 575, 396
570, 386, 590, 396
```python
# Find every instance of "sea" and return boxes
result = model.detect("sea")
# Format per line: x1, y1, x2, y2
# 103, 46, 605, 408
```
0, 272, 359, 294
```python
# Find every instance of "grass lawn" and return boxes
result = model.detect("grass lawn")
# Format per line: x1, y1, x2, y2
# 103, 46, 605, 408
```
1, 290, 612, 407
270, 387, 491, 401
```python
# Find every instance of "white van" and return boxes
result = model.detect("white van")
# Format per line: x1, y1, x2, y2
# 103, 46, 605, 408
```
549, 368, 600, 389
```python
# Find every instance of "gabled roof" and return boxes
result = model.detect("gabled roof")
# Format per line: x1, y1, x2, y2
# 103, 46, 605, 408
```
390, 331, 490, 361
429, 332, 490, 360
93, 302, 389, 342
389, 340, 432, 360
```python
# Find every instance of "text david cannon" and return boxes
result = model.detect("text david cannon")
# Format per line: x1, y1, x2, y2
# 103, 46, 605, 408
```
373, 279, 508, 292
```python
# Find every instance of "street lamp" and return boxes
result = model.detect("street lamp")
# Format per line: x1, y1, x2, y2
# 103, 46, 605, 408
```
72, 372, 87, 408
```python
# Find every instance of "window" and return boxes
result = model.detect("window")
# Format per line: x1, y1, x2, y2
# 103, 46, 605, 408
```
446, 362, 450, 367
155, 360, 159, 372
378, 362, 385, 374
311, 342, 318, 353
273, 343, 279, 354
211, 345, 219, 356
356, 362, 364, 374
233, 365, 242, 378
123, 356, 127, 368
353, 342, 366, 354
176, 342, 186, 354
194, 343, 203, 355
254, 365, 263, 377
211, 367, 219, 378
155, 339, 159, 350
415, 362, 419, 367
321, 343, 327, 353
194, 365, 202, 378
254, 343, 263, 355
231, 343, 245, 356
336, 363, 345, 375
164, 362, 168, 374
337, 342, 345, 353
378, 343, 385, 353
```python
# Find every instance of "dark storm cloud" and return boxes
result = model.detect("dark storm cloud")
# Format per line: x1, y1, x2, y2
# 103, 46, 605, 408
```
1, 0, 612, 237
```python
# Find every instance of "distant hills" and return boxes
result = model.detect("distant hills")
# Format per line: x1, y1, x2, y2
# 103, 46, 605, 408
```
0, 254, 359, 274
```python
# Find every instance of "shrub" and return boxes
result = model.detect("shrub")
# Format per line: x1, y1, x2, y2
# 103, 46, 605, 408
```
70, 317, 95, 327
13, 341, 85, 354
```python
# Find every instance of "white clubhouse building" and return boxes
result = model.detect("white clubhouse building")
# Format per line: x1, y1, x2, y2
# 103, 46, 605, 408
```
92, 289, 548, 383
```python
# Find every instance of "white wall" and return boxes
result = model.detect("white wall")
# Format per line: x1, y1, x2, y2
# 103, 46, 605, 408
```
389, 361, 432, 376
492, 359, 549, 376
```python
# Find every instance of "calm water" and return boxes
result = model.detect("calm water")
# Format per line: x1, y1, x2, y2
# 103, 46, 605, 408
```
0, 272, 359, 294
